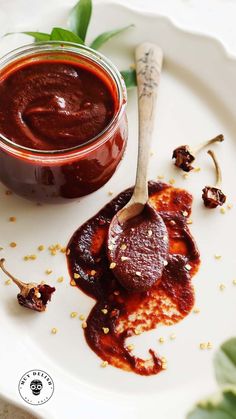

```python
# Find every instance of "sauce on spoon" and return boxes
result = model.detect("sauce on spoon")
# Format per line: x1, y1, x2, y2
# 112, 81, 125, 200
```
107, 203, 168, 292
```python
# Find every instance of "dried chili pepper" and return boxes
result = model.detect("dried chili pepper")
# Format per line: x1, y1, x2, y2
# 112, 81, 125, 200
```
172, 134, 224, 172
202, 150, 226, 208
0, 258, 55, 311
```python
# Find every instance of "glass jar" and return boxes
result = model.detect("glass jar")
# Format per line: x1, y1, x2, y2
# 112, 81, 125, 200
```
0, 42, 128, 202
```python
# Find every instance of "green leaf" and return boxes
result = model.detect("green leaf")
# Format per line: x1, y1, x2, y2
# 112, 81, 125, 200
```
69, 0, 92, 41
187, 388, 236, 419
50, 27, 84, 44
214, 338, 236, 386
3, 31, 50, 41
120, 68, 137, 89
22, 32, 51, 41
90, 25, 134, 50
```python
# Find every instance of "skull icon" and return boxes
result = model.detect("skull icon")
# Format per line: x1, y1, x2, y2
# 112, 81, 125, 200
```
30, 380, 43, 396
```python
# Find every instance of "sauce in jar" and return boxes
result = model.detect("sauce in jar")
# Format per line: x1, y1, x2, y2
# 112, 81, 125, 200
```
0, 60, 116, 151
0, 43, 127, 202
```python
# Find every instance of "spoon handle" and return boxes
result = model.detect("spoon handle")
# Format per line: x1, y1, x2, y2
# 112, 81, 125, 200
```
133, 42, 163, 204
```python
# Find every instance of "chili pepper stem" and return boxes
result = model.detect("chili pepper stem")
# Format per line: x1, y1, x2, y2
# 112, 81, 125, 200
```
191, 134, 224, 155
207, 150, 222, 187
0, 258, 25, 291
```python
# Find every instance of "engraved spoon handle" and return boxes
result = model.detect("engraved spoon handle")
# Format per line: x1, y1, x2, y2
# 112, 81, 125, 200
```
132, 42, 163, 205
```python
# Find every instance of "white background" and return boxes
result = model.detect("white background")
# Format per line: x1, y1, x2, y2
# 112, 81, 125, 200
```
0, 0, 236, 418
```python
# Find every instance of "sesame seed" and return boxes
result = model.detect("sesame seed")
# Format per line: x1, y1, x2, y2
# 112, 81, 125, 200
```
82, 321, 87, 329
227, 203, 233, 209
90, 270, 96, 276
5, 279, 11, 285
148, 230, 153, 237
194, 167, 201, 172
38, 245, 45, 251
35, 292, 41, 298
121, 256, 129, 261
162, 363, 167, 370
187, 219, 193, 225
170, 333, 176, 340
110, 262, 116, 269
170, 220, 176, 226
159, 337, 165, 343
161, 357, 167, 363
57, 276, 64, 283
29, 254, 37, 260
79, 314, 85, 321
73, 273, 80, 279
108, 244, 114, 251
101, 361, 108, 368
135, 271, 141, 277
45, 269, 52, 275
51, 249, 57, 256
183, 173, 189, 179
232, 279, 236, 285
207, 342, 213, 350
108, 191, 113, 196
169, 178, 175, 185
164, 261, 168, 266
101, 308, 108, 314
70, 311, 78, 318
114, 290, 120, 295
182, 211, 188, 217
185, 264, 191, 271
9, 216, 16, 222
134, 328, 141, 335
66, 249, 71, 255
120, 244, 127, 250
102, 327, 109, 334
51, 328, 58, 334
157, 175, 164, 180
10, 242, 17, 248
193, 308, 200, 314
23, 256, 29, 261
70, 280, 76, 286
200, 343, 206, 350
127, 344, 134, 351
214, 254, 222, 260
219, 283, 226, 291
220, 207, 226, 214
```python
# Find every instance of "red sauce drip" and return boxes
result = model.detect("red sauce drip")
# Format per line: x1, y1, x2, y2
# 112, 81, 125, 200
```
0, 60, 115, 151
67, 182, 200, 375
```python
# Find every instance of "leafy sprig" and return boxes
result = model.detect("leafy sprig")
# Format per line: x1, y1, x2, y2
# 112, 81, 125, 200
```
188, 338, 236, 418
4, 0, 136, 89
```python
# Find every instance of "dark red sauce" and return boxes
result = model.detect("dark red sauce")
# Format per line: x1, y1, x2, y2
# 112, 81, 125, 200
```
107, 203, 169, 292
67, 181, 200, 375
0, 60, 115, 151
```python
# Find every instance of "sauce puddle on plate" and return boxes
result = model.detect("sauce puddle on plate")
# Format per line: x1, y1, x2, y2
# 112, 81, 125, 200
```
67, 181, 200, 375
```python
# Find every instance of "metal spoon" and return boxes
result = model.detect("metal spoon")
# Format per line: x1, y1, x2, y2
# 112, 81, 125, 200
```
107, 43, 168, 292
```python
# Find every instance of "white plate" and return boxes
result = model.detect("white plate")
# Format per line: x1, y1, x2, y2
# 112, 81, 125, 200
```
0, 1, 236, 418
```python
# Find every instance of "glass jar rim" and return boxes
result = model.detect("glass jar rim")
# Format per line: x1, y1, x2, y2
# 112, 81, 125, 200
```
0, 41, 127, 161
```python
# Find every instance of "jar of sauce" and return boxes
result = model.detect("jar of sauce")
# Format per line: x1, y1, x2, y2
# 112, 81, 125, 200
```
0, 42, 128, 202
